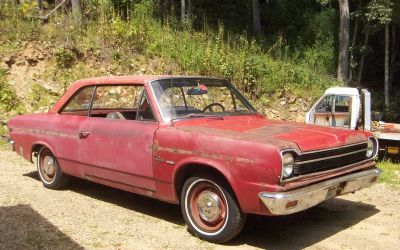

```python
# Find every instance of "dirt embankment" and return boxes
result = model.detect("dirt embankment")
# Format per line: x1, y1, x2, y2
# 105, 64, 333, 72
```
0, 149, 399, 249
0, 42, 312, 123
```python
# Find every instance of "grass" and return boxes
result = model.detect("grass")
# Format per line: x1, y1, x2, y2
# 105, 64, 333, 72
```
377, 160, 400, 188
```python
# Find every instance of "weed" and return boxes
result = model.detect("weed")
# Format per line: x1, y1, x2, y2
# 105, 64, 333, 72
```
377, 160, 400, 188
0, 69, 19, 112
55, 47, 75, 68
29, 83, 59, 112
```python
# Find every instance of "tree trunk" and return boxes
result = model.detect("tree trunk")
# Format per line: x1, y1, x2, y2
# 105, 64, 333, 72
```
358, 30, 369, 87
349, 0, 362, 83
187, 0, 191, 19
389, 23, 397, 90
37, 0, 43, 9
252, 0, 261, 35
349, 17, 358, 82
385, 23, 390, 107
71, 0, 82, 26
338, 0, 350, 82
181, 0, 185, 22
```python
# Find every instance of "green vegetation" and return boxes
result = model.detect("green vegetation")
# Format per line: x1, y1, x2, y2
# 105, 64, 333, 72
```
377, 160, 400, 188
0, 1, 399, 185
0, 69, 18, 112
0, 0, 341, 118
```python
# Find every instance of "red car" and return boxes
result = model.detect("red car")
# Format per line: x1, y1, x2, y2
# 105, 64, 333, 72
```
8, 76, 381, 243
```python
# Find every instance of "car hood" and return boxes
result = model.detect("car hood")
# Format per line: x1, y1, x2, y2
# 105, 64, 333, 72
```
174, 115, 370, 152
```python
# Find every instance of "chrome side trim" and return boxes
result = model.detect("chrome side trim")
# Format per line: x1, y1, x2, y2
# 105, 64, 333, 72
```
259, 168, 381, 215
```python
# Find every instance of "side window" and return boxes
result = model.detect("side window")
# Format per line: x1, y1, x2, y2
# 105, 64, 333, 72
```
92, 85, 142, 110
137, 92, 156, 121
61, 86, 95, 114
89, 85, 155, 121
315, 95, 334, 113
335, 96, 350, 112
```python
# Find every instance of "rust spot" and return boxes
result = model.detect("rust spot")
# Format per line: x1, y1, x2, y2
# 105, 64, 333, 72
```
236, 157, 255, 164
152, 140, 160, 152
156, 146, 254, 165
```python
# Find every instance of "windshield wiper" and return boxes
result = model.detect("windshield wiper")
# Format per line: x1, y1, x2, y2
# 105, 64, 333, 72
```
170, 113, 224, 125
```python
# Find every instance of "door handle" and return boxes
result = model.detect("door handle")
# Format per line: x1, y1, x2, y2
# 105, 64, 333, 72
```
78, 131, 90, 139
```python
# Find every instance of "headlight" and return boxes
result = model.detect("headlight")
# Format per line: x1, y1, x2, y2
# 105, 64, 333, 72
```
366, 137, 377, 158
281, 152, 294, 178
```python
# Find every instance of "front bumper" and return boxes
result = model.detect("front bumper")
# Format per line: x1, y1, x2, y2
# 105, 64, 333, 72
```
8, 139, 15, 151
259, 168, 381, 215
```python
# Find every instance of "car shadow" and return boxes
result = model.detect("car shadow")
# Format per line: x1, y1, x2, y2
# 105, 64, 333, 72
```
23, 171, 184, 226
0, 204, 83, 249
23, 171, 379, 248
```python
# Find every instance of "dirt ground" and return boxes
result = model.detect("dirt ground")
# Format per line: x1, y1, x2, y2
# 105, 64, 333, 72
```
0, 149, 399, 250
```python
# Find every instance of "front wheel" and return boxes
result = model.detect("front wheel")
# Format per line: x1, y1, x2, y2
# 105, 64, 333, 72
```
37, 147, 69, 189
180, 176, 246, 243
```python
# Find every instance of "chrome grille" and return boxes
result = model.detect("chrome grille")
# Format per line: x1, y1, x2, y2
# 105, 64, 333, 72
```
293, 143, 368, 176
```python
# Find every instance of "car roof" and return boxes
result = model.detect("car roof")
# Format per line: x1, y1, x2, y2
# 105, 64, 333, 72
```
71, 75, 226, 88
50, 75, 226, 113
325, 87, 360, 96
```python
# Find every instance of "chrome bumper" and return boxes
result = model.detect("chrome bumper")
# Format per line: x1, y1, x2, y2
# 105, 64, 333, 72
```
259, 168, 382, 215
8, 139, 15, 151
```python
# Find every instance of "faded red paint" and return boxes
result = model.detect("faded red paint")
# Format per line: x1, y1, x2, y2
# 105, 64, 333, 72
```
8, 76, 377, 216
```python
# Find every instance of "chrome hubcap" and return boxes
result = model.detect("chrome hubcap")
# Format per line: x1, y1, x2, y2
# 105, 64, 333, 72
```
43, 155, 56, 176
196, 190, 222, 223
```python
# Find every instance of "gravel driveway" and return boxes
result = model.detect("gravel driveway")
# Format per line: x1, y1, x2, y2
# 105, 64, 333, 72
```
0, 149, 399, 249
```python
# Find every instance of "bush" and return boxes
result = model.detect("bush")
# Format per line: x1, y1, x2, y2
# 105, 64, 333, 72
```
55, 47, 75, 68
0, 69, 19, 112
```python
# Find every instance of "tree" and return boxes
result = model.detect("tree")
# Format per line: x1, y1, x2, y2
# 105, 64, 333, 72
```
71, 0, 82, 26
338, 0, 350, 81
180, 0, 192, 22
365, 0, 393, 107
252, 0, 261, 35
181, 0, 185, 21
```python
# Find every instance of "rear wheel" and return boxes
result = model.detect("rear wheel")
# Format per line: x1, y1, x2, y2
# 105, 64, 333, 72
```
180, 176, 246, 243
37, 147, 69, 189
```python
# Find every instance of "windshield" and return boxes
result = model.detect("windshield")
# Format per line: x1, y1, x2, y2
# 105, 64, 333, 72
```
151, 78, 257, 121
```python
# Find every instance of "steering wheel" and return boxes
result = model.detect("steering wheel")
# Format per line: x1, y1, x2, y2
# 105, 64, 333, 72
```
202, 103, 225, 112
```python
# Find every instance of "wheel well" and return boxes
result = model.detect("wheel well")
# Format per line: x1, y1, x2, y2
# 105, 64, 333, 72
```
31, 144, 45, 162
174, 164, 236, 203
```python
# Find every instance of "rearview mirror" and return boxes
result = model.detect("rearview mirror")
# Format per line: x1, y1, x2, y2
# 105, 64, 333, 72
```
187, 85, 208, 95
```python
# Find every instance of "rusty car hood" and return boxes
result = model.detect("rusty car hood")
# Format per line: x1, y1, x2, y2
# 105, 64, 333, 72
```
174, 115, 370, 152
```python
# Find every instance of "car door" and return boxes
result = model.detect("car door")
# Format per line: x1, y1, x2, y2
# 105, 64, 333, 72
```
54, 86, 96, 177
78, 85, 158, 192
306, 94, 351, 128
